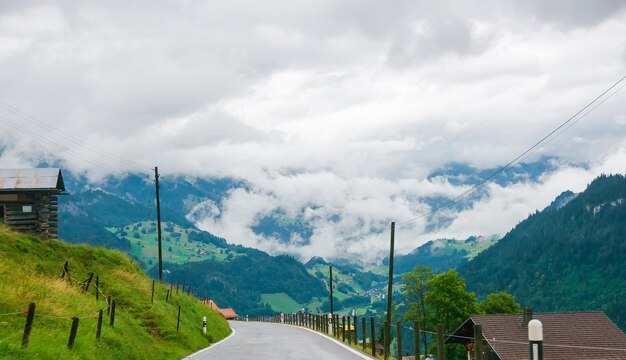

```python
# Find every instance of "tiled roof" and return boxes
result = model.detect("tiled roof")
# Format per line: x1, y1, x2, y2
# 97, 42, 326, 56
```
0, 168, 65, 192
220, 308, 238, 319
449, 312, 626, 360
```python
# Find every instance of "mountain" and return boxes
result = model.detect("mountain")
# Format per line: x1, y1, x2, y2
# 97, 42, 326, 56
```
460, 174, 626, 330
55, 171, 329, 316
383, 235, 500, 275
157, 253, 327, 316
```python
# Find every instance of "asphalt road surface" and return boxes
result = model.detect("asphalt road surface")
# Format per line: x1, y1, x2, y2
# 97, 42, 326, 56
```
186, 321, 375, 360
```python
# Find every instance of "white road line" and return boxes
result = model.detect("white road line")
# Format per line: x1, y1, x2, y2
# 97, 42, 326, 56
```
277, 323, 375, 360
182, 326, 237, 359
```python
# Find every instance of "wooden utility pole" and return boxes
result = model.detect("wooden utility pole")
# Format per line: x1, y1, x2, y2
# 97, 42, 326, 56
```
385, 221, 395, 359
155, 167, 163, 283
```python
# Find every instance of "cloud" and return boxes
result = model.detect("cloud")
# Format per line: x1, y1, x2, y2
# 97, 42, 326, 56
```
1, 1, 626, 262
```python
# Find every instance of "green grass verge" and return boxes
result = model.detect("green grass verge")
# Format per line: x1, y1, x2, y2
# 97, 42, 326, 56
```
0, 225, 231, 359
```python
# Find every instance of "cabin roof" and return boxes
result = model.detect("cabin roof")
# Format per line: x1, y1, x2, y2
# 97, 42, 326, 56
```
447, 312, 626, 360
0, 168, 65, 192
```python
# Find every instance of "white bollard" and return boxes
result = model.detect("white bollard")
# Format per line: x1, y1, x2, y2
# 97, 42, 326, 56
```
528, 319, 543, 360
202, 316, 207, 335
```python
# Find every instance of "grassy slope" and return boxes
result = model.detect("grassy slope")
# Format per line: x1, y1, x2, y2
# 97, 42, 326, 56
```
110, 221, 240, 266
0, 226, 230, 360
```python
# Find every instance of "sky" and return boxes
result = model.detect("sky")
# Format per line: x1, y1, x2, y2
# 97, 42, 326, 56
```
1, 1, 626, 262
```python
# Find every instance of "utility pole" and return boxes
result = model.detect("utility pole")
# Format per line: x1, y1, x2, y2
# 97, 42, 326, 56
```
329, 265, 334, 334
155, 167, 163, 283
385, 221, 395, 359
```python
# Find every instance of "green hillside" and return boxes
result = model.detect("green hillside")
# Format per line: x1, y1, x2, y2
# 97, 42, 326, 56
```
460, 174, 626, 330
0, 225, 230, 359
110, 221, 241, 266
260, 293, 303, 313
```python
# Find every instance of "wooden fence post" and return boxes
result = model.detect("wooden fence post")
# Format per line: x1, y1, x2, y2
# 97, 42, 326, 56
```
68, 317, 79, 349
342, 316, 346, 342
21, 302, 36, 348
176, 305, 181, 332
96, 309, 103, 339
362, 317, 366, 350
347, 316, 352, 345
384, 321, 390, 359
151, 280, 155, 304
110, 300, 116, 327
396, 322, 402, 360
370, 317, 376, 357
353, 316, 357, 344
83, 273, 94, 292
370, 316, 376, 356
176, 280, 180, 294
437, 323, 445, 360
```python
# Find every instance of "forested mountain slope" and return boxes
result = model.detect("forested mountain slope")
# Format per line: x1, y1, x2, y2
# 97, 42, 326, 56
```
460, 174, 626, 330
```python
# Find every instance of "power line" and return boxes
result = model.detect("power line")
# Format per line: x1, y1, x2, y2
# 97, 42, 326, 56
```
397, 75, 626, 227
0, 101, 153, 174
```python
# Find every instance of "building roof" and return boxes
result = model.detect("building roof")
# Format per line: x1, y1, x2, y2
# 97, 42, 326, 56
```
447, 312, 626, 360
220, 308, 238, 319
0, 168, 65, 192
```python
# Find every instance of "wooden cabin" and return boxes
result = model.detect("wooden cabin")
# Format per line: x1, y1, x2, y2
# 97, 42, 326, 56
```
0, 168, 65, 239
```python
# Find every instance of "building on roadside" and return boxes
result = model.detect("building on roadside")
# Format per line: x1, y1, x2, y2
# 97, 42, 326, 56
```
446, 309, 626, 359
0, 168, 65, 238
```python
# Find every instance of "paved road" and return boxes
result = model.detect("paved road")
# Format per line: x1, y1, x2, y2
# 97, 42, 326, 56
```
186, 321, 375, 360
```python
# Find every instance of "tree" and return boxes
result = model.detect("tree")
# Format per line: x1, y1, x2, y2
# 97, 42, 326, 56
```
479, 292, 521, 314
402, 265, 434, 353
424, 270, 478, 359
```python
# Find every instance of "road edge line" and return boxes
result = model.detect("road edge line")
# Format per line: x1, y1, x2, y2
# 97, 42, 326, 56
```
277, 323, 375, 359
182, 325, 237, 359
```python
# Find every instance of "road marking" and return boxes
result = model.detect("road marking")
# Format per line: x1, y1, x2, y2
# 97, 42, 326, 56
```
278, 323, 375, 359
183, 326, 237, 359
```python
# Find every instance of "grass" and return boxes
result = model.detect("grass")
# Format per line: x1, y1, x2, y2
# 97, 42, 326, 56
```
260, 293, 303, 313
108, 221, 241, 266
0, 225, 231, 359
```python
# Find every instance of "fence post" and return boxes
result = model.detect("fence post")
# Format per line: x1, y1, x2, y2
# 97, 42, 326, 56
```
96, 309, 103, 340
169, 284, 173, 298
61, 261, 70, 279
384, 321, 390, 359
342, 316, 346, 342
151, 280, 155, 304
176, 305, 181, 332
437, 323, 445, 360
352, 315, 357, 344
83, 273, 94, 292
396, 322, 403, 360
187, 286, 191, 295
176, 280, 180, 294
347, 316, 351, 345
414, 321, 421, 360
362, 317, 366, 350
68, 317, 79, 349
21, 302, 36, 348
110, 300, 116, 327
370, 317, 376, 357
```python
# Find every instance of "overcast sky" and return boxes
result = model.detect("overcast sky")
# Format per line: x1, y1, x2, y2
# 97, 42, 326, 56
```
1, 1, 626, 261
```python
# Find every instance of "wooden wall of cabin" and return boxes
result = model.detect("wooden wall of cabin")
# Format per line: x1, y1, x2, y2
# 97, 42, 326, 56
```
0, 192, 58, 239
